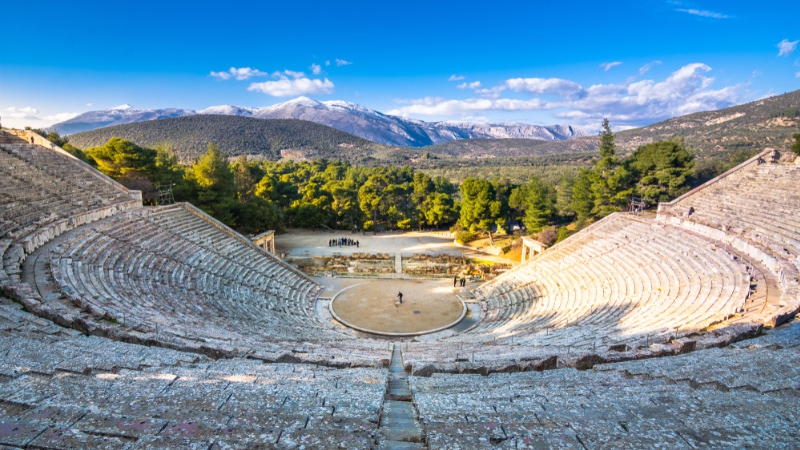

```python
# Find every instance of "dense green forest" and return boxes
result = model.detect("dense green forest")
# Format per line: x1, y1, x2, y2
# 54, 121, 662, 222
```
67, 115, 390, 164
37, 121, 790, 246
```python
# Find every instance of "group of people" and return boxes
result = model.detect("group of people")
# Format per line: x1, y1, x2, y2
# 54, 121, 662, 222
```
329, 237, 359, 248
454, 276, 467, 287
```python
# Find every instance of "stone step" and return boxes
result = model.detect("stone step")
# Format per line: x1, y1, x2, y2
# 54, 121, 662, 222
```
380, 426, 425, 443
378, 344, 427, 447
375, 441, 427, 450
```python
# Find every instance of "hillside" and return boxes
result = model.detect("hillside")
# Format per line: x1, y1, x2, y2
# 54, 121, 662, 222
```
67, 115, 390, 163
421, 138, 594, 158
426, 89, 800, 160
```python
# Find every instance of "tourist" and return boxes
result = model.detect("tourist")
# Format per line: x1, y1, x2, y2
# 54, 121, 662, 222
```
397, 291, 403, 304
454, 276, 458, 287
30, 136, 34, 144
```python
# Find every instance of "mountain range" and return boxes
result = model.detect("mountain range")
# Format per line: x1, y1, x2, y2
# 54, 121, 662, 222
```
52, 97, 586, 147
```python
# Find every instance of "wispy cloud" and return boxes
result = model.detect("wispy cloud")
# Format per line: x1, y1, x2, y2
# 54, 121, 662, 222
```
335, 58, 352, 66
777, 39, 798, 57
600, 61, 622, 71
210, 67, 268, 81
457, 81, 482, 89
387, 97, 553, 116
282, 70, 305, 79
639, 60, 662, 75
676, 8, 731, 19
796, 72, 800, 79
505, 77, 583, 96
310, 63, 322, 75
248, 70, 334, 96
448, 75, 465, 81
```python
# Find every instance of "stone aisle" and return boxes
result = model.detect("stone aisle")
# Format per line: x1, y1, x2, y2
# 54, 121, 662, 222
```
377, 343, 425, 449
395, 253, 403, 274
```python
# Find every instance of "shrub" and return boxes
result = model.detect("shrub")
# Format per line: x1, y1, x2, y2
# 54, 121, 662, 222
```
556, 226, 571, 243
455, 230, 476, 244
536, 226, 558, 246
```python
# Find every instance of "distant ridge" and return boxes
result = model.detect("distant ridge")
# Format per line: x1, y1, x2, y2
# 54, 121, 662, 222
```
52, 97, 586, 147
424, 89, 800, 159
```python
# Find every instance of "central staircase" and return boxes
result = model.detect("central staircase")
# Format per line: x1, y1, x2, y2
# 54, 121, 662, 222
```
377, 343, 425, 449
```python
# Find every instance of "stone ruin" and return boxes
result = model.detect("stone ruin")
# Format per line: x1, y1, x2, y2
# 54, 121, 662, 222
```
1, 137, 800, 448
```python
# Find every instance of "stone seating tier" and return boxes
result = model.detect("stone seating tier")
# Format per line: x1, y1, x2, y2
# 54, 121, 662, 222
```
402, 214, 751, 374
0, 296, 385, 449
657, 155, 800, 326
410, 321, 800, 448
41, 204, 389, 367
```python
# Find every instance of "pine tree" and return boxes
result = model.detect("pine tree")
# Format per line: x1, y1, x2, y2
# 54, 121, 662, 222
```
185, 143, 236, 224
233, 155, 256, 203
521, 176, 553, 233
570, 169, 594, 227
590, 119, 632, 217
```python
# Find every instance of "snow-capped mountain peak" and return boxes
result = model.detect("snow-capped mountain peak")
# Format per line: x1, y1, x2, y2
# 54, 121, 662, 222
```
198, 105, 258, 116
52, 97, 586, 147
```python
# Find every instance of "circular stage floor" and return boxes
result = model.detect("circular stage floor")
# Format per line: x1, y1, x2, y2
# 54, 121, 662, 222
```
330, 279, 465, 335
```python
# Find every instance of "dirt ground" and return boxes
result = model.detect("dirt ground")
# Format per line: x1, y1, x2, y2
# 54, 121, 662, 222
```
331, 279, 464, 334
275, 228, 517, 263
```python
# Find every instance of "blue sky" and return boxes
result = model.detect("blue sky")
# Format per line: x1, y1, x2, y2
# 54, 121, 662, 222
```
1, 0, 798, 132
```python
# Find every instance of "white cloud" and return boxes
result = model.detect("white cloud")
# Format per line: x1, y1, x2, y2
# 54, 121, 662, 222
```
676, 8, 731, 19
283, 70, 305, 79
248, 75, 334, 97
325, 60, 331, 66
390, 63, 740, 131
387, 97, 553, 116
474, 87, 506, 99
335, 58, 352, 66
600, 61, 622, 71
557, 63, 740, 127
310, 63, 322, 75
796, 72, 800, 79
86, 103, 93, 107
44, 112, 79, 122
448, 75, 465, 81
505, 77, 583, 96
4, 106, 39, 118
457, 81, 482, 89
210, 67, 268, 81
1, 107, 78, 128
639, 60, 662, 75
777, 39, 798, 57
